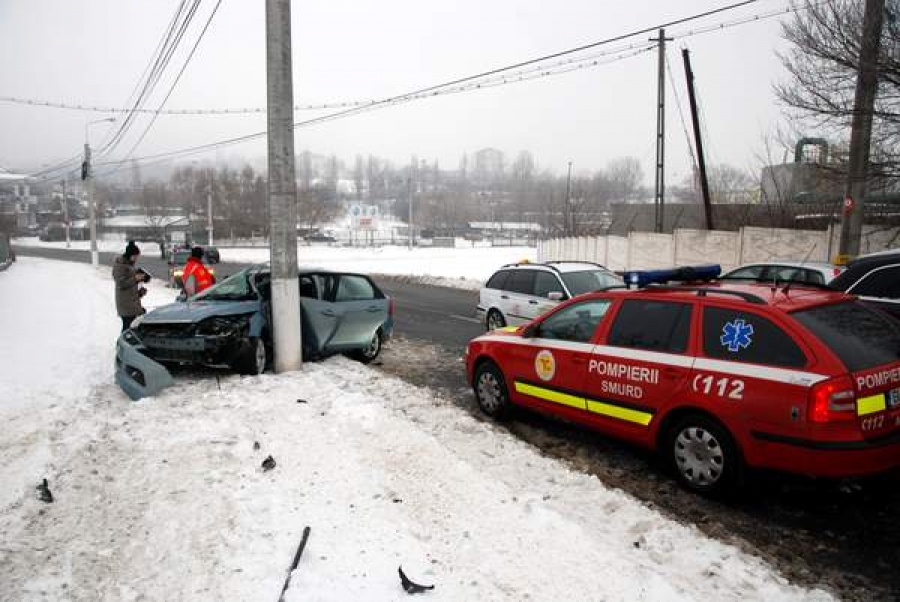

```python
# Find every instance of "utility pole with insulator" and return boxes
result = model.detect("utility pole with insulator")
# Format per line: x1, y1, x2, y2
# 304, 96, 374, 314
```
207, 170, 214, 246
651, 28, 673, 234
83, 143, 98, 267
266, 0, 302, 372
838, 0, 885, 259
61, 178, 70, 248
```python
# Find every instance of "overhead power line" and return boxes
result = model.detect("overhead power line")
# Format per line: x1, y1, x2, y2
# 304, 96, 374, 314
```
31, 0, 767, 180
8, 1, 809, 121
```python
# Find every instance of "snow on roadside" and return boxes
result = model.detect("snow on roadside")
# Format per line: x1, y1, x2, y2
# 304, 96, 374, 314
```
14, 237, 535, 288
0, 258, 834, 601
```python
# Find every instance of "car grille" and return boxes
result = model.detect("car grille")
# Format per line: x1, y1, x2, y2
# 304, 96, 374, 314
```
137, 323, 195, 338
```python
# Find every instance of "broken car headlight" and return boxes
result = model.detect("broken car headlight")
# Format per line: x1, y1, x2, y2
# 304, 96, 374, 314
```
195, 315, 251, 336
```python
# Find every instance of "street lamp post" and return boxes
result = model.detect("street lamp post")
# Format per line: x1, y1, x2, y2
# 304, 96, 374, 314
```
84, 117, 116, 267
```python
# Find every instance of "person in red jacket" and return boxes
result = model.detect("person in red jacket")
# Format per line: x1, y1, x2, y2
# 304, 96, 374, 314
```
182, 246, 215, 296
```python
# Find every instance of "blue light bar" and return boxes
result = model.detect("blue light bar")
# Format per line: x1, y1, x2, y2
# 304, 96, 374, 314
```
622, 264, 721, 288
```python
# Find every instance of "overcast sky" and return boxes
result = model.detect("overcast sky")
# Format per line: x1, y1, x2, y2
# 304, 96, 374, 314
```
0, 0, 796, 184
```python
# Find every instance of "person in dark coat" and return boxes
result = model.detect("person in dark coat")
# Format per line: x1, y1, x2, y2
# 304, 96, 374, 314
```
113, 240, 147, 331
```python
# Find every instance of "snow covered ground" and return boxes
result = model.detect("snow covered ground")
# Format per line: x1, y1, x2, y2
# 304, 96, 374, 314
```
14, 237, 536, 290
0, 258, 835, 602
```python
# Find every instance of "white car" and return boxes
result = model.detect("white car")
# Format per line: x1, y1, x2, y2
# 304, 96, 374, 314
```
722, 261, 844, 285
477, 261, 621, 330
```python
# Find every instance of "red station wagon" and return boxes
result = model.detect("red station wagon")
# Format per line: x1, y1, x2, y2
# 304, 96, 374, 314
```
465, 266, 900, 494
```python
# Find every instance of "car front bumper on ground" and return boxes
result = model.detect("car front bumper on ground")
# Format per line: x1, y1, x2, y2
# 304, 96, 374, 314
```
115, 330, 175, 400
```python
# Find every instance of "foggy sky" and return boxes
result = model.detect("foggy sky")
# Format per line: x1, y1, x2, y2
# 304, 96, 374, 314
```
0, 0, 794, 184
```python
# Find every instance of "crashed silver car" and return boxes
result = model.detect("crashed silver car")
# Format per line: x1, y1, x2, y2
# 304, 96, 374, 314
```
115, 265, 394, 400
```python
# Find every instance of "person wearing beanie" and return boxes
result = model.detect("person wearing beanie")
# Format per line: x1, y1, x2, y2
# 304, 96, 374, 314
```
112, 240, 147, 331
181, 246, 215, 296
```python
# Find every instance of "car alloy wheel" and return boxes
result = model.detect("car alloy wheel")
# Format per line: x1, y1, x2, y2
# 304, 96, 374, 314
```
361, 331, 381, 362
486, 309, 506, 331
474, 362, 509, 419
253, 338, 267, 375
669, 415, 738, 495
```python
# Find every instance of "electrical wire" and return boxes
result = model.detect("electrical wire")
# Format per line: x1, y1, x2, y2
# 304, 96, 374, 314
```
105, 0, 223, 175
30, 0, 766, 179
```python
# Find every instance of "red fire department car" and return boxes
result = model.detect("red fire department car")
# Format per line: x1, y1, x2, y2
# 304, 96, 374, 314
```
465, 266, 900, 494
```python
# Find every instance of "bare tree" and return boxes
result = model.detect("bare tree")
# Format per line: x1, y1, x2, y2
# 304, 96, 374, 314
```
606, 157, 644, 202
708, 164, 755, 204
776, 0, 900, 179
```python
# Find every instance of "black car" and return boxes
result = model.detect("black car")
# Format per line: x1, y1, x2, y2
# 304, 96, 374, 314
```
205, 246, 220, 263
830, 251, 900, 319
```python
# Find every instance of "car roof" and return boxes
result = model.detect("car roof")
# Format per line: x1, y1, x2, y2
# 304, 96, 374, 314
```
726, 261, 837, 272
498, 261, 611, 274
589, 281, 849, 313
831, 252, 900, 290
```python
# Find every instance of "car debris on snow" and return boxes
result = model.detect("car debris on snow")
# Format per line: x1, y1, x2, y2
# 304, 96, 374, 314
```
261, 455, 276, 472
277, 526, 311, 602
36, 478, 53, 503
398, 565, 435, 594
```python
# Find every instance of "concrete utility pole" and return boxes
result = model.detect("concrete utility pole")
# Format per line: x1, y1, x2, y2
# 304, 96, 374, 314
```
838, 0, 885, 258
407, 177, 413, 250
651, 29, 673, 234
61, 178, 71, 248
84, 117, 115, 267
207, 170, 214, 246
564, 161, 573, 236
266, 0, 302, 372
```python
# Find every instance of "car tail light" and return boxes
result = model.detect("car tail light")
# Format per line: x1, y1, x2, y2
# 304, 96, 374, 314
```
389, 298, 395, 316
832, 267, 843, 278
808, 376, 856, 423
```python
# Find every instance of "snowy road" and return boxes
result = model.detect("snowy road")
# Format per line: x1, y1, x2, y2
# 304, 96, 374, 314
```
0, 258, 837, 601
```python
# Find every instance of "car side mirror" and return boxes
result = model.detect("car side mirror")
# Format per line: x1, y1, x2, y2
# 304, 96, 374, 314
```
547, 291, 565, 301
522, 323, 538, 338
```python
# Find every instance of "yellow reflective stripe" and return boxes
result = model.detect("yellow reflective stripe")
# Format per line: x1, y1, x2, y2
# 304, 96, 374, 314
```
857, 394, 887, 416
586, 399, 654, 426
514, 381, 586, 410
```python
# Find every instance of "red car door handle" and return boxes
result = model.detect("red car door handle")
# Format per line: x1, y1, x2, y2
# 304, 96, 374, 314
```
572, 357, 587, 364
662, 367, 683, 378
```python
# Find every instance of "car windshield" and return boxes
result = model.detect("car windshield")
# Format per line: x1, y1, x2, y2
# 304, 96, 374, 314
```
793, 301, 900, 372
560, 270, 621, 296
192, 270, 255, 301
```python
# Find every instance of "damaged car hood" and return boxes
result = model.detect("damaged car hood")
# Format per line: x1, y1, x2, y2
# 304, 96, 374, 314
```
141, 299, 261, 324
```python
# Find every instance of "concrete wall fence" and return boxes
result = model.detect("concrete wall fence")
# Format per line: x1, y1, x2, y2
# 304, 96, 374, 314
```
537, 225, 900, 272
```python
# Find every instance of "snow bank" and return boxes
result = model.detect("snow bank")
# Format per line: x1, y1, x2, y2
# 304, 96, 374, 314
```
0, 258, 834, 601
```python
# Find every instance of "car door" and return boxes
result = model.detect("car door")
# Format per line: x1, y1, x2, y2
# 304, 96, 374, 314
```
694, 304, 812, 443
503, 270, 537, 325
586, 299, 696, 441
299, 273, 339, 353
325, 274, 387, 351
506, 298, 613, 420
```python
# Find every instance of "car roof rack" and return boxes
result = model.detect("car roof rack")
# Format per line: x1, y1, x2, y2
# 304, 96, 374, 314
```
499, 259, 609, 274
641, 285, 766, 305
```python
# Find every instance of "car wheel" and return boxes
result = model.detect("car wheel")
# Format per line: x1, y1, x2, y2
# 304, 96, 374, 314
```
486, 309, 506, 331
473, 361, 510, 419
667, 414, 739, 496
351, 330, 382, 364
233, 337, 266, 375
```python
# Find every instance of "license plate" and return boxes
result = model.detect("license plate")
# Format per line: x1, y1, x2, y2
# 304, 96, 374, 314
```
889, 387, 900, 409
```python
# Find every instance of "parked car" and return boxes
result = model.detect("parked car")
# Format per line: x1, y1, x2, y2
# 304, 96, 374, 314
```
478, 261, 621, 330
115, 265, 394, 399
167, 248, 217, 288
466, 265, 900, 495
722, 261, 844, 285
830, 250, 900, 319
205, 246, 220, 264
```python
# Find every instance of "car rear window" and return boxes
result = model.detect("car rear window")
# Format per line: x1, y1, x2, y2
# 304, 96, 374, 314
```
561, 270, 621, 296
793, 301, 900, 372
